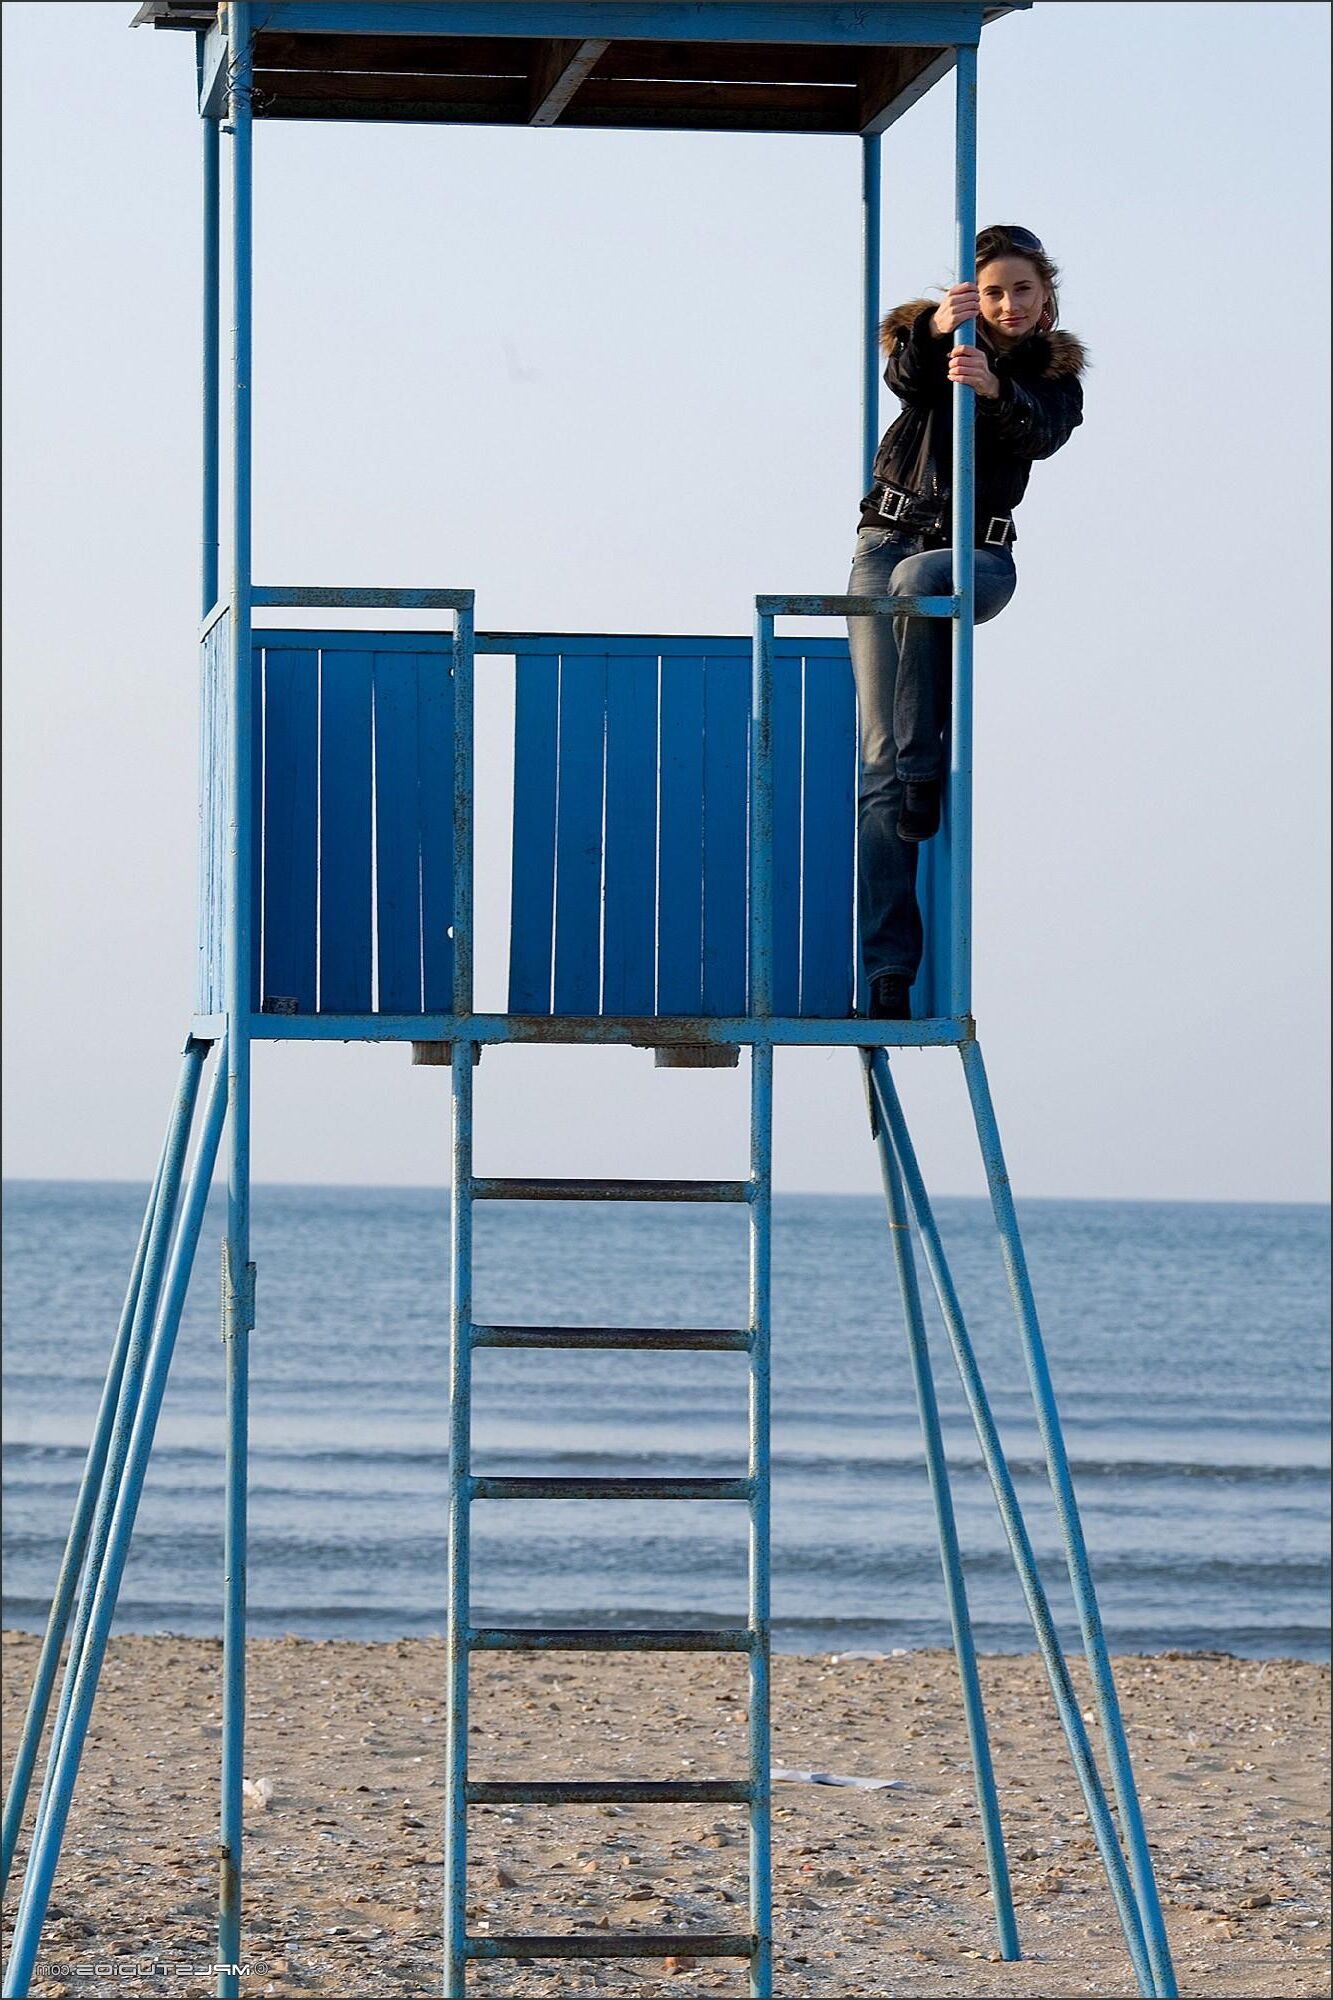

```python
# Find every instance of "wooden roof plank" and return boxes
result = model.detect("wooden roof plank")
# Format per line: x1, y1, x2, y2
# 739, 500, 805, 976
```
254, 32, 534, 77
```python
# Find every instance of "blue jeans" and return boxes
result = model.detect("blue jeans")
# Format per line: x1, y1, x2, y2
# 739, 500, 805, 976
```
847, 530, 1017, 982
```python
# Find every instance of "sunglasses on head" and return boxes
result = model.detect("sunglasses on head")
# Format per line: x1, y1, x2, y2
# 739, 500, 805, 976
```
976, 224, 1046, 260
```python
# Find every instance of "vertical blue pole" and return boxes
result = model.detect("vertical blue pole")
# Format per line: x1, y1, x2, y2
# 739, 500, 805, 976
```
861, 1052, 1019, 1960
867, 1048, 1157, 1993
444, 1044, 475, 1999
451, 595, 475, 1019
749, 610, 775, 1018
202, 104, 220, 618
960, 1040, 1177, 1998
3, 1051, 229, 2000
949, 45, 978, 1021
860, 133, 882, 492
746, 1041, 773, 2000
218, 6, 254, 1993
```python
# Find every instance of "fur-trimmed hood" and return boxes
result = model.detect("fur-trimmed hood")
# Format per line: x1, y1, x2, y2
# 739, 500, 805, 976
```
878, 297, 1087, 379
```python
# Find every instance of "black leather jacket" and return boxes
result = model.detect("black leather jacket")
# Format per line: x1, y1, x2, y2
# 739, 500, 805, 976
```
859, 298, 1087, 543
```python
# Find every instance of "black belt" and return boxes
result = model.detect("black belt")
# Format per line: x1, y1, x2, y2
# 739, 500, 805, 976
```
870, 481, 1015, 550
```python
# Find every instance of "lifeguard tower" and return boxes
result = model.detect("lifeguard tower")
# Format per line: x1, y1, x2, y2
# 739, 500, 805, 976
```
4, 6, 1179, 1998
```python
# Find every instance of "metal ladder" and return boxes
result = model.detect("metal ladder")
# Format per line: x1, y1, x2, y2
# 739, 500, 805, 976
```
442, 1040, 774, 1998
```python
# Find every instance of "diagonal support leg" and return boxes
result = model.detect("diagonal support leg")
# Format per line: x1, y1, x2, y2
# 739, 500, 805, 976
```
0, 1039, 210, 1896
958, 1039, 1177, 1996
3, 1037, 211, 1914
869, 1048, 1159, 1994
3, 1046, 229, 2000
860, 1050, 1019, 1961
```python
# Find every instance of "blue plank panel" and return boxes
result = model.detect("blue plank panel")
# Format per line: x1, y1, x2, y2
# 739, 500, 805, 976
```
373, 651, 424, 1013
799, 649, 857, 1018
552, 653, 607, 1015
508, 654, 559, 1014
478, 631, 853, 658
657, 655, 706, 1016
260, 648, 318, 1015
318, 648, 373, 1013
418, 653, 456, 1012
602, 653, 658, 1015
250, 642, 264, 1012
702, 655, 749, 1017
197, 628, 216, 1013
256, 627, 447, 656
769, 653, 803, 1016
201, 620, 235, 1015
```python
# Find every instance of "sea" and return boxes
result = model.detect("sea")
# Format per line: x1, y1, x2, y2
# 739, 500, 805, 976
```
3, 1183, 1328, 1660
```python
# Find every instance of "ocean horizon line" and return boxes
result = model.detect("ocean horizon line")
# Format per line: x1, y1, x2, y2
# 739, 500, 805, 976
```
4, 1176, 1330, 1212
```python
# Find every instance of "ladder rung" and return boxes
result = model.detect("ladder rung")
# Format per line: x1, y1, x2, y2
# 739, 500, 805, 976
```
468, 1626, 755, 1653
465, 1932, 755, 1962
467, 1779, 753, 1806
471, 1324, 752, 1351
471, 1177, 752, 1203
469, 1476, 752, 1502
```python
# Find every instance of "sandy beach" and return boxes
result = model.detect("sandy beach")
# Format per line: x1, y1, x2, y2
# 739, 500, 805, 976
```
3, 1635, 1328, 1999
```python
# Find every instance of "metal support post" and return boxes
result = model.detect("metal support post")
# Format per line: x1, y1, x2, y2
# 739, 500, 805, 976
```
444, 1042, 476, 1998
959, 1041, 1177, 1996
218, 6, 255, 1992
3, 1049, 228, 2000
866, 1049, 1158, 1995
451, 596, 475, 1020
860, 133, 882, 492
950, 44, 978, 1020
860, 1052, 1019, 1959
748, 610, 775, 1018
747, 1041, 774, 1999
201, 100, 219, 617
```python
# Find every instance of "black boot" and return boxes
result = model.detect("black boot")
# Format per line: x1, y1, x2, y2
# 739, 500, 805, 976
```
896, 780, 941, 843
868, 973, 912, 1021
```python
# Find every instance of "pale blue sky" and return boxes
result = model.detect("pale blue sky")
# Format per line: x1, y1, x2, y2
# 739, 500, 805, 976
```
2, 1, 1329, 1200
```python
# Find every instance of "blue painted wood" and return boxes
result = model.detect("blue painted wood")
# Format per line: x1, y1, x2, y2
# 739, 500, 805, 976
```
508, 655, 559, 1013
702, 655, 749, 1017
479, 632, 850, 658
267, 5, 989, 52
799, 650, 857, 1017
418, 652, 455, 1012
657, 655, 707, 1016
603, 653, 658, 1014
197, 623, 219, 1013
552, 654, 607, 1014
318, 648, 373, 1013
260, 648, 318, 1014
250, 643, 263, 1012
255, 627, 450, 655
769, 654, 802, 1017
373, 651, 424, 1013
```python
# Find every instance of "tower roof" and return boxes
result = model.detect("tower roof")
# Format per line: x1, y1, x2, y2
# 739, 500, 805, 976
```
133, 2, 1028, 135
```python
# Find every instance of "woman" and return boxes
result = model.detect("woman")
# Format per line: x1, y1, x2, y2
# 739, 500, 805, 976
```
849, 224, 1086, 1020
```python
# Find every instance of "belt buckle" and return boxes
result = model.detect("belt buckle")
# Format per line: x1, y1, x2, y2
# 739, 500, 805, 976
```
984, 515, 1013, 548
878, 486, 911, 524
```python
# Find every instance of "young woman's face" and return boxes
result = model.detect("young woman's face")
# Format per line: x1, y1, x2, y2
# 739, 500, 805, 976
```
977, 255, 1047, 344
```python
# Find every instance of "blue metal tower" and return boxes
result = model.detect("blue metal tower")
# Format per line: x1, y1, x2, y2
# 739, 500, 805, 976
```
4, 7, 1179, 1998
